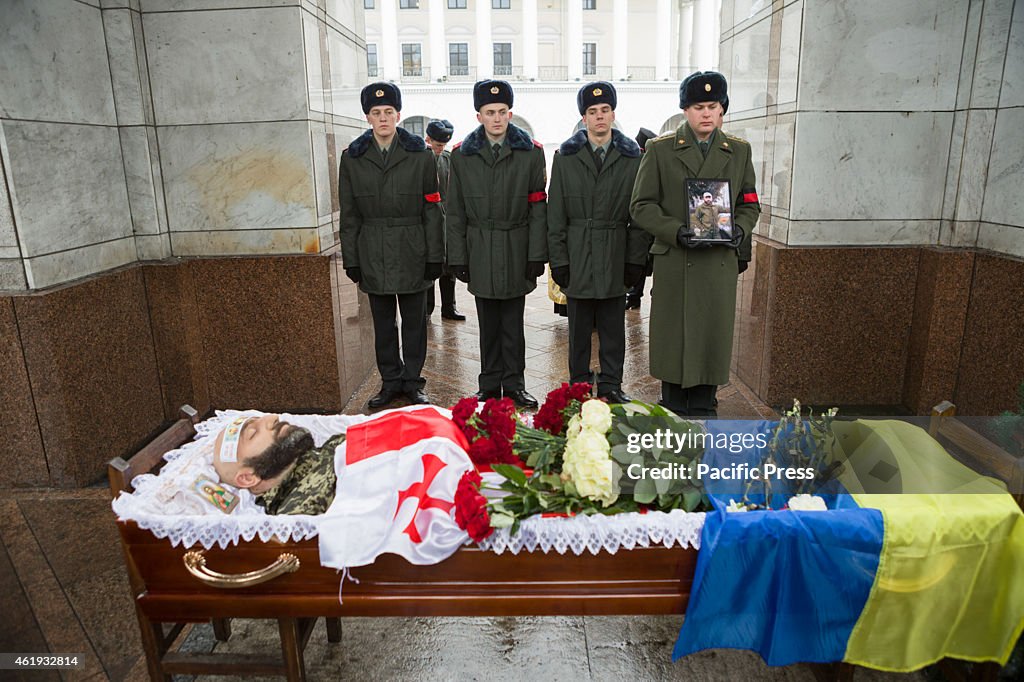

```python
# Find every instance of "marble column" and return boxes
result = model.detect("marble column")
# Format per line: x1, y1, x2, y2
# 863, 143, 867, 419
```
381, 0, 399, 80
613, 0, 628, 81
691, 0, 714, 70
476, 0, 493, 77
429, 0, 446, 80
655, 0, 671, 80
567, 0, 584, 80
523, 0, 539, 80
678, 0, 695, 74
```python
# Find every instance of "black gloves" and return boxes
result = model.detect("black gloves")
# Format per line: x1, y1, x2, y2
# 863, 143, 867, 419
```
451, 265, 471, 283
676, 226, 696, 249
345, 267, 361, 284
624, 263, 646, 288
551, 265, 570, 288
738, 260, 748, 275
424, 262, 443, 280
527, 261, 546, 279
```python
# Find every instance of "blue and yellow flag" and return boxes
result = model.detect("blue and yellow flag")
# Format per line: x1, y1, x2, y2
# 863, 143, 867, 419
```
674, 419, 1024, 671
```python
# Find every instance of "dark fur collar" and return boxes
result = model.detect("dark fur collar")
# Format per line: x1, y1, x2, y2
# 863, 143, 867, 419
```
347, 126, 426, 158
458, 122, 535, 156
558, 128, 640, 158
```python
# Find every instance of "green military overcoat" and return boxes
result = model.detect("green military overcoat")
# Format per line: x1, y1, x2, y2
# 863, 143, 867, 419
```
547, 129, 652, 299
446, 123, 548, 299
339, 127, 444, 295
629, 123, 760, 387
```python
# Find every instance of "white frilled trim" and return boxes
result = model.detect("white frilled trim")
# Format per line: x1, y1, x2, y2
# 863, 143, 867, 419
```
477, 509, 706, 555
111, 410, 360, 549
114, 409, 707, 555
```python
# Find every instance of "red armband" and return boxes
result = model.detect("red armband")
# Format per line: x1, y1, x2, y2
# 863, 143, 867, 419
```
527, 191, 547, 203
741, 192, 760, 204
424, 192, 441, 203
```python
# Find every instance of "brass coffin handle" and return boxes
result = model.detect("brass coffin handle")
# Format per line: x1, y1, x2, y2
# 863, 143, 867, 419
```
182, 550, 300, 589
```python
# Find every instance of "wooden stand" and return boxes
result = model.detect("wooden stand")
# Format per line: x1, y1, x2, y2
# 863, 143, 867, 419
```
110, 407, 697, 680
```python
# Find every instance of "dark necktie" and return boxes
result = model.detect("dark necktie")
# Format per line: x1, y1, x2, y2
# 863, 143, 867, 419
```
595, 147, 605, 171
381, 147, 388, 164
492, 143, 501, 160
698, 140, 709, 158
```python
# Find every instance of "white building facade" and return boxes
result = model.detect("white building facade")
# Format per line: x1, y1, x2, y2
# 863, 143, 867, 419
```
362, 0, 723, 158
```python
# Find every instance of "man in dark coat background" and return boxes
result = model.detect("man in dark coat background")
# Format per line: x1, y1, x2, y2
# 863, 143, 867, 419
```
339, 82, 444, 408
625, 127, 658, 311
630, 71, 760, 417
547, 81, 650, 403
424, 118, 466, 322
446, 79, 548, 408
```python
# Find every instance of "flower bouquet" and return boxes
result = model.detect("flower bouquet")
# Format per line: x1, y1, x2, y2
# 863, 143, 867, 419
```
451, 384, 713, 540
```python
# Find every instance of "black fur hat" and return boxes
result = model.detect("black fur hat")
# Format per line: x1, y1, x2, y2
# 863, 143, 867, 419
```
426, 119, 454, 143
635, 127, 656, 151
679, 71, 729, 113
360, 82, 402, 114
577, 81, 616, 115
473, 79, 513, 111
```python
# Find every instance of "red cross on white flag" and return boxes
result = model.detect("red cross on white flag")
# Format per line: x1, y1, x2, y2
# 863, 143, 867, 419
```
318, 406, 473, 569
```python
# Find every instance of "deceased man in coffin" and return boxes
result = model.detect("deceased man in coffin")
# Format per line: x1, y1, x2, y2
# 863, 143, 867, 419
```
211, 414, 341, 516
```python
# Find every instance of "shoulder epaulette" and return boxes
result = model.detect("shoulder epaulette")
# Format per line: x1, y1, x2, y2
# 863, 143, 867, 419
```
452, 141, 463, 150
533, 139, 543, 149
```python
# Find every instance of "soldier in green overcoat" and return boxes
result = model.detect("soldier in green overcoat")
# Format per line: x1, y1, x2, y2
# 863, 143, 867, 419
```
339, 83, 444, 409
446, 80, 548, 408
629, 71, 760, 416
547, 81, 651, 403
424, 119, 466, 321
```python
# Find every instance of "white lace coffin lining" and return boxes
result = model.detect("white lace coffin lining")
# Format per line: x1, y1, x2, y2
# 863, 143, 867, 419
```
113, 410, 707, 553
478, 509, 705, 555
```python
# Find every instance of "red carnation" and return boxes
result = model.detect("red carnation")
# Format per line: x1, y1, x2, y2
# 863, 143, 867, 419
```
454, 470, 493, 542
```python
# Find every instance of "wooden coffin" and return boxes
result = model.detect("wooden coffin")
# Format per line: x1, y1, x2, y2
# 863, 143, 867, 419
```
110, 408, 698, 680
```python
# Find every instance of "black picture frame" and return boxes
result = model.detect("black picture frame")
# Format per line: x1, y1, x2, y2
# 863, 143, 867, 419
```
685, 179, 735, 243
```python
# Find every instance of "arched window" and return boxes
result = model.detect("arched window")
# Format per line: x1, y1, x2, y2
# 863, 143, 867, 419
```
660, 113, 685, 134
511, 115, 533, 138
400, 115, 428, 138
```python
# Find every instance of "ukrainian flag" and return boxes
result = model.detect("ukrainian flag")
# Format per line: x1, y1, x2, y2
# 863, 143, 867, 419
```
673, 419, 1024, 671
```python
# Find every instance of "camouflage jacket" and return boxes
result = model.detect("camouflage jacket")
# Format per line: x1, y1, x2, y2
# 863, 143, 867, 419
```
256, 434, 344, 515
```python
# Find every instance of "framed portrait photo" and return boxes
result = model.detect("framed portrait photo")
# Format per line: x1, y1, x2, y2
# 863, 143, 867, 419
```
685, 179, 735, 243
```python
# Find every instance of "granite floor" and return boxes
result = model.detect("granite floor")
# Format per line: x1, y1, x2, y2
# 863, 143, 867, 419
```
0, 282, 967, 681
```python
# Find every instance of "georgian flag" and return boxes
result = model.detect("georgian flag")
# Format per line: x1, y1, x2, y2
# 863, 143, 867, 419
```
318, 406, 473, 569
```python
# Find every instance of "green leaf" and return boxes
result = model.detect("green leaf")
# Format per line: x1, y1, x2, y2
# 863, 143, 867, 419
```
682, 490, 702, 511
540, 473, 563, 490
491, 464, 528, 486
490, 512, 515, 528
616, 422, 638, 437
654, 470, 671, 495
610, 443, 635, 465
537, 494, 550, 509
634, 477, 657, 504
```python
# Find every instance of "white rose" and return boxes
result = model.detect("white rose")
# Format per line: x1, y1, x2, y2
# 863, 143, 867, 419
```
787, 494, 826, 511
580, 399, 613, 434
563, 431, 617, 506
565, 414, 583, 442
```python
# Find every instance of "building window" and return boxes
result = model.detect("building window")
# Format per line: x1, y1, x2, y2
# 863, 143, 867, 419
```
400, 0, 419, 8
402, 43, 422, 77
402, 116, 426, 137
448, 0, 467, 7
492, 0, 510, 8
367, 44, 378, 78
364, 0, 374, 9
583, 0, 595, 8
583, 42, 596, 76
449, 43, 469, 76
493, 42, 512, 75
